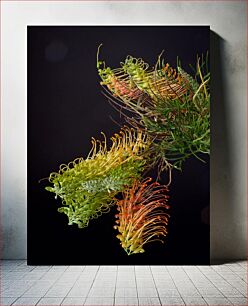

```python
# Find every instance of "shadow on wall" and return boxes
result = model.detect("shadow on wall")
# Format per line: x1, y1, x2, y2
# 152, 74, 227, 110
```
210, 31, 242, 264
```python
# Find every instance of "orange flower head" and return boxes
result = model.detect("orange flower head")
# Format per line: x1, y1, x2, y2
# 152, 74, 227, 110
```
114, 178, 170, 255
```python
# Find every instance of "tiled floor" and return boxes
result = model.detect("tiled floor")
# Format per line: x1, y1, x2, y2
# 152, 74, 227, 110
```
0, 260, 247, 306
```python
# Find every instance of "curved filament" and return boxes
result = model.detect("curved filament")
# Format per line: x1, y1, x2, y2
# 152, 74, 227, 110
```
114, 178, 170, 255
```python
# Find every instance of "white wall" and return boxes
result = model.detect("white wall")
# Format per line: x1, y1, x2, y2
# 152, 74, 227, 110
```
1, 1, 247, 260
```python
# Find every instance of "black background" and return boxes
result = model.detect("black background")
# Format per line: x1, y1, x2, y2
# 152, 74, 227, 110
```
28, 26, 210, 265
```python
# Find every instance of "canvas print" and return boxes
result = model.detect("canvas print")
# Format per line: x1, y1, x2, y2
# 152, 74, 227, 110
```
28, 26, 210, 264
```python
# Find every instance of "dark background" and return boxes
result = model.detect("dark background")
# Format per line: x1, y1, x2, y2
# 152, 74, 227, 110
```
28, 26, 210, 265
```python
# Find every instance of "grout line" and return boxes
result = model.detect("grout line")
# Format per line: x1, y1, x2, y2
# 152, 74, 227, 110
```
149, 265, 162, 306
164, 266, 186, 305
134, 265, 139, 305
9, 297, 18, 306
182, 265, 207, 301
35, 296, 42, 306
233, 270, 247, 282
113, 265, 118, 305
83, 265, 100, 305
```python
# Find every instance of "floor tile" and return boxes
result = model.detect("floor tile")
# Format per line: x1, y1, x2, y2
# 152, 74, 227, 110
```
22, 282, 54, 297
204, 297, 233, 305
37, 297, 64, 305
136, 278, 156, 287
217, 286, 245, 297
152, 273, 171, 280
228, 297, 248, 305
12, 297, 40, 305
44, 284, 72, 297
197, 288, 224, 297
115, 287, 137, 298
117, 273, 136, 280
67, 285, 91, 297
154, 280, 176, 288
177, 288, 201, 297
138, 297, 161, 305
4, 272, 28, 280
61, 297, 86, 305
75, 277, 95, 285
2, 289, 29, 298
99, 265, 117, 271
22, 272, 45, 281
95, 271, 116, 278
0, 297, 17, 305
59, 271, 81, 279
92, 281, 116, 288
115, 297, 138, 305
117, 266, 135, 272
160, 297, 185, 305
49, 266, 68, 272
66, 266, 85, 272
84, 297, 114, 305
157, 288, 181, 297
83, 266, 99, 273
135, 266, 151, 272
32, 266, 52, 272
40, 272, 63, 281
137, 287, 158, 297
116, 279, 136, 287
88, 286, 115, 298
182, 297, 207, 305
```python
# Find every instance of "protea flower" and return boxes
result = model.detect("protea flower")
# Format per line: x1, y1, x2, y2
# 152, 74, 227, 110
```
114, 178, 170, 255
